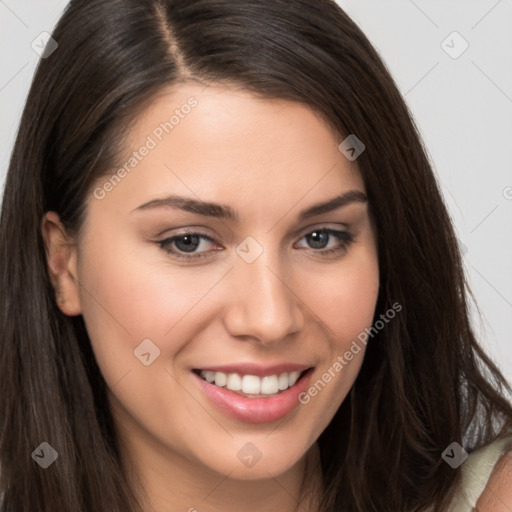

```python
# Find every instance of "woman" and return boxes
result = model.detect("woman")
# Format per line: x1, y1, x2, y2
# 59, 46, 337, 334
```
0, 0, 511, 510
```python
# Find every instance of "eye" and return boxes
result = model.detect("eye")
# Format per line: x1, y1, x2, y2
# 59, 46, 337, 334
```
156, 227, 355, 261
157, 232, 217, 260
295, 228, 355, 256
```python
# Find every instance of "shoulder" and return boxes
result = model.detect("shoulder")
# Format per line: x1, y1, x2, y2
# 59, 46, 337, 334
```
474, 445, 512, 511
448, 435, 512, 512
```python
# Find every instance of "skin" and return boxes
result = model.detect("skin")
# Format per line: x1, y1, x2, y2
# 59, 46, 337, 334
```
475, 449, 512, 511
42, 83, 380, 512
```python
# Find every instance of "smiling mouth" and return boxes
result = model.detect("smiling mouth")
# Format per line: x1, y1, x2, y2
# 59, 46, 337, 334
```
192, 368, 312, 398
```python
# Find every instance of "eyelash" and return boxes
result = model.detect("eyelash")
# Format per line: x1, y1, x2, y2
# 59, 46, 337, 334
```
156, 227, 355, 261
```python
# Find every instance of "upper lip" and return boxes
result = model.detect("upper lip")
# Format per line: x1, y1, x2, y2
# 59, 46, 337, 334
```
193, 362, 313, 378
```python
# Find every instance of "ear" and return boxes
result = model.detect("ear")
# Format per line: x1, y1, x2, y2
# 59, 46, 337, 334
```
40, 211, 82, 316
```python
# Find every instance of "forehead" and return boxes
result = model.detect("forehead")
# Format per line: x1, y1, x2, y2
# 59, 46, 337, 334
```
87, 83, 364, 220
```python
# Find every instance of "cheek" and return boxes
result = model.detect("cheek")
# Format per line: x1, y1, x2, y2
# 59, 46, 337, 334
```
301, 250, 379, 347
76, 234, 229, 381
296, 254, 378, 433
295, 242, 379, 407
78, 232, 194, 328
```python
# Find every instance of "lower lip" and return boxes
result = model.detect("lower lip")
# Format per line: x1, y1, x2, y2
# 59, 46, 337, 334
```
192, 369, 314, 424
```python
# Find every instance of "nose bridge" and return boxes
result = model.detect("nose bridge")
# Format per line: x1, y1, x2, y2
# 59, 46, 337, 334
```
224, 238, 303, 343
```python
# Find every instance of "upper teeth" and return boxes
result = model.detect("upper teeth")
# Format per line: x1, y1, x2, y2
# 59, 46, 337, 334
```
199, 370, 302, 395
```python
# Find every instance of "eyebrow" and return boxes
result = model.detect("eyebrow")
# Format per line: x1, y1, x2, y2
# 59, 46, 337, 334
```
131, 189, 367, 222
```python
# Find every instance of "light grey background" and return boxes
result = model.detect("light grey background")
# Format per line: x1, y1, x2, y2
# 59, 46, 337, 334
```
1, 0, 511, 383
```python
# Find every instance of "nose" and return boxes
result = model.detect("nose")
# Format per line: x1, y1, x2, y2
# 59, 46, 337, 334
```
222, 248, 304, 346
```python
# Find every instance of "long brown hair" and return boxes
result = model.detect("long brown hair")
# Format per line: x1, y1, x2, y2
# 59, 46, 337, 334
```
1, 0, 511, 510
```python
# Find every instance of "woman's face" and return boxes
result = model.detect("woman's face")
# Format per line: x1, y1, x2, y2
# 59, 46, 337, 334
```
47, 83, 379, 482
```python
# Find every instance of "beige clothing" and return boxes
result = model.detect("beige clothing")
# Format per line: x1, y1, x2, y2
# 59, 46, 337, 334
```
447, 435, 512, 511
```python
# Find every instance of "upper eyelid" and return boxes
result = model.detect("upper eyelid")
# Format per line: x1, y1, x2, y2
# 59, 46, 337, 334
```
292, 222, 350, 239
160, 225, 351, 251
161, 223, 350, 243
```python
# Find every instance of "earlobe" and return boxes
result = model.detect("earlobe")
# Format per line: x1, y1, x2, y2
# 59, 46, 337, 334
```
40, 211, 82, 316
